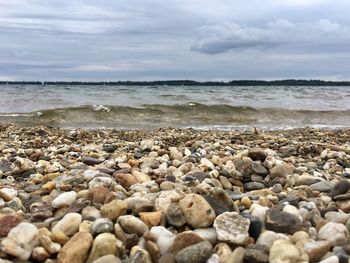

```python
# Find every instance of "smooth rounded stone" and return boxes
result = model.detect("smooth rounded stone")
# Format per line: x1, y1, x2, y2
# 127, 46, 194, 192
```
334, 193, 350, 201
213, 211, 250, 245
174, 240, 213, 263
115, 173, 137, 189
318, 222, 350, 246
320, 255, 340, 263
86, 233, 117, 263
244, 182, 266, 191
52, 191, 77, 208
130, 246, 153, 263
155, 190, 183, 213
11, 157, 35, 174
206, 253, 220, 263
0, 214, 22, 237
233, 159, 254, 178
57, 231, 93, 263
272, 183, 283, 193
166, 203, 186, 227
84, 170, 100, 181
202, 188, 239, 215
250, 204, 269, 225
132, 170, 151, 183
82, 206, 102, 221
169, 231, 204, 254
265, 208, 302, 234
32, 246, 50, 262
179, 193, 215, 228
118, 215, 149, 236
252, 163, 269, 176
89, 186, 109, 204
193, 228, 217, 245
256, 231, 289, 250
0, 222, 39, 261
325, 211, 350, 224
336, 200, 350, 213
92, 255, 121, 263
333, 246, 349, 263
0, 188, 17, 201
6, 197, 23, 211
309, 181, 334, 192
92, 218, 114, 236
225, 246, 244, 263
248, 147, 267, 161
52, 213, 82, 236
296, 174, 323, 186
39, 235, 61, 254
139, 211, 162, 227
331, 180, 350, 197
100, 200, 127, 221
269, 163, 293, 179
150, 226, 176, 255
304, 241, 331, 263
269, 239, 309, 263
213, 243, 232, 262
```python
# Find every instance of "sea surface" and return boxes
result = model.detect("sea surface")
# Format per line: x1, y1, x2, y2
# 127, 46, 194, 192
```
0, 84, 349, 130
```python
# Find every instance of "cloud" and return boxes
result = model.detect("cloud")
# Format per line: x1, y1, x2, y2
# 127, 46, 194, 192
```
191, 19, 350, 54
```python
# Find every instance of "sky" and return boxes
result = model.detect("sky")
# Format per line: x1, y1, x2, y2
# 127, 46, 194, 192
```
1, 0, 350, 81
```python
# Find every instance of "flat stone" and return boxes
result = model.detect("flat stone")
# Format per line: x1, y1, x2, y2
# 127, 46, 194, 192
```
179, 193, 215, 228
331, 180, 350, 197
82, 157, 104, 166
265, 208, 302, 234
214, 211, 250, 245
309, 181, 334, 192
57, 232, 93, 263
169, 231, 204, 254
118, 215, 149, 236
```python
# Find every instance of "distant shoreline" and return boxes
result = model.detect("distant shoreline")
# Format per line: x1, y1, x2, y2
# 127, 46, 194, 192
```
1, 79, 350, 86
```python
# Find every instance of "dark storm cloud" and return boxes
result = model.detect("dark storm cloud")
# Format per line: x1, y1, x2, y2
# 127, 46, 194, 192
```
0, 0, 350, 80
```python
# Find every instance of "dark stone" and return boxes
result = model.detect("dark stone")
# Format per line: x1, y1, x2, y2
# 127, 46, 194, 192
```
103, 144, 117, 153
244, 245, 269, 263
244, 182, 266, 191
190, 172, 210, 183
30, 202, 53, 222
248, 148, 267, 161
241, 213, 263, 241
67, 198, 91, 213
265, 208, 302, 234
125, 233, 139, 250
252, 163, 268, 176
82, 157, 104, 166
334, 193, 350, 201
165, 175, 176, 183
202, 188, 238, 215
0, 161, 11, 173
97, 168, 115, 175
331, 180, 350, 198
278, 196, 299, 207
233, 159, 253, 179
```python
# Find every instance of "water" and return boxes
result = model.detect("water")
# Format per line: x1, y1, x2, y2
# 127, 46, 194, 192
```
0, 84, 349, 129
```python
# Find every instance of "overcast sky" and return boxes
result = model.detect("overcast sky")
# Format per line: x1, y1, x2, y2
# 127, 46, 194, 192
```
1, 0, 350, 81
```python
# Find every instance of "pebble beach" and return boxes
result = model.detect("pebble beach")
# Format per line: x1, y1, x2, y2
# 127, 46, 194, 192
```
0, 125, 350, 263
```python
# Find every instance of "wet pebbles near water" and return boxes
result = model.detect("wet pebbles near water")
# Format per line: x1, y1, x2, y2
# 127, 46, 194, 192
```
0, 125, 349, 262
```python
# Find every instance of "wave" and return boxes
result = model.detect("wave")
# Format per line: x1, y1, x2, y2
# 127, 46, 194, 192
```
0, 103, 349, 129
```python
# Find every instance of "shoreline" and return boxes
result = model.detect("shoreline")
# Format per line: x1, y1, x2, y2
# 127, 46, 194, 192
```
0, 125, 350, 262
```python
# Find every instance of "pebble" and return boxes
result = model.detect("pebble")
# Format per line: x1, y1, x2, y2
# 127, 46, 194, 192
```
213, 212, 250, 245
91, 218, 114, 236
0, 188, 17, 201
92, 255, 121, 263
265, 208, 303, 234
52, 213, 82, 236
318, 222, 350, 246
150, 226, 176, 255
174, 240, 213, 263
52, 191, 77, 208
179, 193, 216, 228
86, 233, 118, 263
118, 215, 149, 236
100, 200, 127, 220
269, 239, 308, 263
57, 231, 93, 263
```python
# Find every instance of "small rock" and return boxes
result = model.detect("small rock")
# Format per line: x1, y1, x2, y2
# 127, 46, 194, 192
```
179, 193, 215, 228
115, 173, 137, 189
91, 218, 114, 236
166, 203, 186, 227
169, 231, 204, 254
270, 163, 293, 179
39, 235, 61, 254
52, 213, 82, 236
318, 222, 350, 246
256, 231, 289, 250
0, 222, 38, 261
11, 157, 35, 174
174, 240, 213, 263
118, 215, 149, 236
100, 200, 127, 221
304, 240, 331, 262
225, 246, 245, 263
52, 191, 77, 208
269, 239, 308, 263
32, 246, 50, 262
82, 157, 104, 166
150, 226, 176, 255
265, 208, 302, 234
92, 255, 121, 263
193, 228, 217, 245
0, 214, 22, 237
139, 211, 162, 227
213, 211, 250, 245
129, 246, 153, 263
248, 147, 267, 161
82, 206, 102, 221
57, 231, 93, 263
331, 180, 350, 197
87, 233, 117, 263
0, 188, 17, 201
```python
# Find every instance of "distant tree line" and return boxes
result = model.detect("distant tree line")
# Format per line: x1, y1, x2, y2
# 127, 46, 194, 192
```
0, 79, 350, 86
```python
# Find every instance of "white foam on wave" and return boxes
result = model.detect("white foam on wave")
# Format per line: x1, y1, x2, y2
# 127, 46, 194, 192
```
92, 105, 110, 112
